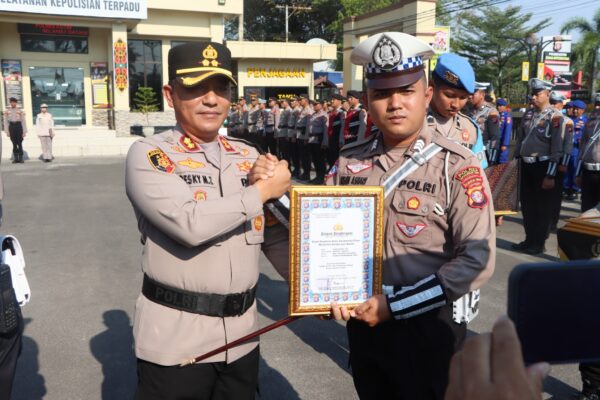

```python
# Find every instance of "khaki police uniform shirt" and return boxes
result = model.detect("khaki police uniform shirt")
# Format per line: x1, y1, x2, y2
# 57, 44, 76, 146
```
515, 105, 571, 165
3, 107, 27, 134
126, 127, 270, 366
580, 109, 600, 164
36, 112, 54, 137
325, 123, 495, 299
428, 109, 478, 150
278, 107, 291, 139
296, 106, 313, 140
307, 109, 328, 145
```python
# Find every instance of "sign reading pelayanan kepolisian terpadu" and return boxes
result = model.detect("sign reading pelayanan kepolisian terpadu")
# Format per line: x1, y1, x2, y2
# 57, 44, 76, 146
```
0, 0, 147, 20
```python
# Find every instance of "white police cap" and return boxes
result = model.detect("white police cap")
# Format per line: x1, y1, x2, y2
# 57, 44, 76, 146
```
350, 32, 434, 89
529, 78, 553, 92
474, 82, 490, 91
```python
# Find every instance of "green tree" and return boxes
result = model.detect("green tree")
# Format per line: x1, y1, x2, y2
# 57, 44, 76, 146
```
133, 86, 159, 126
561, 8, 600, 96
451, 5, 550, 99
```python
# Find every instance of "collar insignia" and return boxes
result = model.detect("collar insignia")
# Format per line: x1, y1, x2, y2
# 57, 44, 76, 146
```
179, 135, 201, 153
218, 136, 238, 153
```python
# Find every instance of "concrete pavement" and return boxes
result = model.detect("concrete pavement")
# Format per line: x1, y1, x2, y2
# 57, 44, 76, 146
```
1, 157, 583, 399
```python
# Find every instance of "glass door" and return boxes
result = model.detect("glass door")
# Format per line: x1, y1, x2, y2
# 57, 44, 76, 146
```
29, 66, 85, 126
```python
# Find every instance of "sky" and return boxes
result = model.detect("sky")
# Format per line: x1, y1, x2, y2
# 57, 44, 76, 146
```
504, 0, 598, 43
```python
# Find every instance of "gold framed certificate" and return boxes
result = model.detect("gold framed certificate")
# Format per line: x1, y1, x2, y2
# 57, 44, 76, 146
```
288, 186, 384, 316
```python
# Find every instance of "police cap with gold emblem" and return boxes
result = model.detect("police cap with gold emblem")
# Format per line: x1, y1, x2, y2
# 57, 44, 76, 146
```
432, 53, 475, 94
168, 42, 236, 87
350, 32, 434, 89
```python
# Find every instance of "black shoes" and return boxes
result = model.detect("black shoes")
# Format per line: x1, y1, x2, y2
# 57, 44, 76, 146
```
309, 177, 324, 185
511, 241, 545, 255
298, 174, 310, 182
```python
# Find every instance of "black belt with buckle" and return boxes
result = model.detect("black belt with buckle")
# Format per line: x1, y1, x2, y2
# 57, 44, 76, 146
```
142, 274, 256, 317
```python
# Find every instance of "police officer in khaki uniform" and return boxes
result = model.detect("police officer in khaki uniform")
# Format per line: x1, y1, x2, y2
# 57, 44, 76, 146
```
467, 82, 500, 164
125, 42, 290, 400
295, 96, 313, 181
343, 90, 367, 145
252, 32, 496, 400
264, 98, 278, 155
576, 106, 600, 213
246, 96, 260, 145
288, 98, 302, 177
306, 99, 328, 184
513, 78, 572, 255
36, 103, 55, 162
326, 94, 346, 169
3, 97, 27, 163
277, 99, 291, 163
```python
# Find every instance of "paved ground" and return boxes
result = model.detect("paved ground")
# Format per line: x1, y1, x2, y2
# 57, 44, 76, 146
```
1, 157, 583, 399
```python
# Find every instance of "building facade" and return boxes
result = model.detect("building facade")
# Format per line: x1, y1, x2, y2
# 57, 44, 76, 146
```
0, 0, 335, 135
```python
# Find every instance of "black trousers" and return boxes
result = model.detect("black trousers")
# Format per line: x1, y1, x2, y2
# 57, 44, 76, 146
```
290, 140, 301, 174
299, 141, 311, 177
0, 307, 23, 400
347, 305, 466, 400
326, 135, 340, 170
278, 138, 290, 165
309, 142, 326, 180
520, 160, 563, 248
8, 123, 23, 157
264, 131, 277, 155
581, 169, 600, 213
134, 346, 259, 400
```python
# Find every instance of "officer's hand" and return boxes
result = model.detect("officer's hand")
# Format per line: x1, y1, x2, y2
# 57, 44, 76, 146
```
249, 154, 278, 183
558, 165, 567, 173
541, 177, 555, 190
444, 316, 549, 400
576, 176, 582, 187
331, 301, 354, 321
255, 160, 291, 202
352, 295, 391, 327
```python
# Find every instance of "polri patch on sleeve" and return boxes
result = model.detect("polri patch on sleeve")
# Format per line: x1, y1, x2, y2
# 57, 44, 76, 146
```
455, 166, 488, 209
147, 149, 175, 174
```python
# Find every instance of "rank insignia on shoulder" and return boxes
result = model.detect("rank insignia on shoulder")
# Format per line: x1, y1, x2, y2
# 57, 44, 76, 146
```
147, 149, 175, 174
178, 158, 205, 169
346, 162, 372, 174
396, 222, 426, 238
407, 196, 420, 210
237, 161, 253, 172
218, 136, 238, 153
194, 190, 207, 201
455, 166, 488, 209
179, 135, 201, 152
237, 147, 250, 156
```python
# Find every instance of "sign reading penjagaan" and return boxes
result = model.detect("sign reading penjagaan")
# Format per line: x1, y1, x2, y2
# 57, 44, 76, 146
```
0, 0, 147, 20
247, 68, 306, 78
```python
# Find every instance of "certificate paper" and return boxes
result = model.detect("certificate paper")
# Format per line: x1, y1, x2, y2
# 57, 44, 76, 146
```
289, 186, 384, 316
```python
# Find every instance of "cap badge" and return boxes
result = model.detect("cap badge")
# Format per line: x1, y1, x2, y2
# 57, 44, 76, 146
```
201, 45, 219, 67
445, 71, 459, 85
373, 36, 402, 70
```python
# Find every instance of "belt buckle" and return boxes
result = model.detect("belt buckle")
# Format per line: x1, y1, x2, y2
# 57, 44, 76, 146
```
225, 293, 243, 317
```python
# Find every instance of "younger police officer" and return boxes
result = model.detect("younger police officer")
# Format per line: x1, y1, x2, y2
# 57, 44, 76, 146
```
467, 82, 500, 164
125, 42, 290, 400
3, 97, 26, 163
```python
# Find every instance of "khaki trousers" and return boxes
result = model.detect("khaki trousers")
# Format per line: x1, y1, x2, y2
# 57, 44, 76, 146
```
39, 136, 53, 160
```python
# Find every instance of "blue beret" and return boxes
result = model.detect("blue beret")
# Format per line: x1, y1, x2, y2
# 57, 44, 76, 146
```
566, 101, 573, 108
572, 100, 586, 109
496, 98, 508, 106
433, 53, 475, 94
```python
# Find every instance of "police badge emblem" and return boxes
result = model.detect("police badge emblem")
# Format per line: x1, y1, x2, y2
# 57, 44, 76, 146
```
372, 35, 402, 70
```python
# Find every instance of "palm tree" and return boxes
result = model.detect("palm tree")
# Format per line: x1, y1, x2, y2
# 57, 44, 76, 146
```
561, 8, 600, 96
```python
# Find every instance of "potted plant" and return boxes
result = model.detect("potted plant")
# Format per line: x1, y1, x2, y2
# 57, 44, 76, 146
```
133, 86, 159, 137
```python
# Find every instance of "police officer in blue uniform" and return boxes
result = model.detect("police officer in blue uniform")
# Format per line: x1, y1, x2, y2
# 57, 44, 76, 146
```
564, 100, 588, 200
496, 98, 513, 164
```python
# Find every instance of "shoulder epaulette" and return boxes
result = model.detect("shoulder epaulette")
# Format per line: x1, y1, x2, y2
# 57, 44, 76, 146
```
433, 134, 476, 160
224, 136, 263, 153
340, 133, 377, 154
